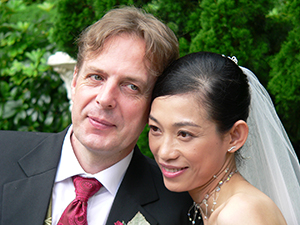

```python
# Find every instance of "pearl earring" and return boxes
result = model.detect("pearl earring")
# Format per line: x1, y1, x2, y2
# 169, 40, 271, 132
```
228, 146, 236, 152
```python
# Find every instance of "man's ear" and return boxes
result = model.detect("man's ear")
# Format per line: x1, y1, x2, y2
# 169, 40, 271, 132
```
71, 66, 78, 101
227, 120, 249, 153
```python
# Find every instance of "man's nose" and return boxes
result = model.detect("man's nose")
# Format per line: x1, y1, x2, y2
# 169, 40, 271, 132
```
96, 81, 117, 109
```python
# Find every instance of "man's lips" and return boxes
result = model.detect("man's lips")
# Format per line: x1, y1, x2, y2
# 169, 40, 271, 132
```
88, 116, 116, 129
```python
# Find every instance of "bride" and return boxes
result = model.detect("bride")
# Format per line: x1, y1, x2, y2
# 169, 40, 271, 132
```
148, 51, 300, 225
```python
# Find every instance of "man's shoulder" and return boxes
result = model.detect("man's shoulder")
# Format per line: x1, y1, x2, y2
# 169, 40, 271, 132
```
0, 128, 67, 159
0, 129, 54, 139
0, 128, 68, 143
0, 130, 55, 149
131, 149, 161, 177
141, 154, 159, 170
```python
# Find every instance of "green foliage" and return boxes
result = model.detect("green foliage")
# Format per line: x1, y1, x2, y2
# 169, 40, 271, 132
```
0, 0, 71, 132
144, 0, 200, 56
137, 126, 153, 158
49, 0, 152, 58
48, 0, 96, 59
268, 0, 300, 144
188, 0, 275, 85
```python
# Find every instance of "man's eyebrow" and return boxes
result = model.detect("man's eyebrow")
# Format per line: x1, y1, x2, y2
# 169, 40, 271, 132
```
85, 66, 106, 75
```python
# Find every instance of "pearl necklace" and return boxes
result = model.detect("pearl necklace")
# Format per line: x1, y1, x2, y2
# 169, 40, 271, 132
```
188, 168, 238, 224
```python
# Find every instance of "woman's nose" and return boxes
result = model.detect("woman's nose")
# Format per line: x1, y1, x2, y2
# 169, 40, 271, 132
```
158, 136, 179, 161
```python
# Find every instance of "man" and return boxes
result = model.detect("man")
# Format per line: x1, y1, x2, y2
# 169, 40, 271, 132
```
0, 6, 197, 225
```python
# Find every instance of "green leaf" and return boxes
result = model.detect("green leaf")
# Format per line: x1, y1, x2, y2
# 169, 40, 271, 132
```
0, 81, 10, 97
37, 2, 54, 12
2, 99, 23, 119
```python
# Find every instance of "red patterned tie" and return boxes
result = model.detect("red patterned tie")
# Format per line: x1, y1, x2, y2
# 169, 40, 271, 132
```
58, 176, 102, 225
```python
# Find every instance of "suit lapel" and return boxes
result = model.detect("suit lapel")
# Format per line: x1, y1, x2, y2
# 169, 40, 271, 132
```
2, 129, 67, 225
106, 147, 159, 225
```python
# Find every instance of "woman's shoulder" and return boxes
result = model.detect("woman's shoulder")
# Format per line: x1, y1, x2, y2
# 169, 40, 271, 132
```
216, 188, 287, 225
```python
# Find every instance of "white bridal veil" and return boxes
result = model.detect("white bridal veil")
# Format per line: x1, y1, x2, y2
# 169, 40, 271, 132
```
238, 67, 300, 225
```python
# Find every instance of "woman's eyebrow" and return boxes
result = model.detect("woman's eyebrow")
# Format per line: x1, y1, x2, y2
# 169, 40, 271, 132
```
149, 114, 201, 128
173, 121, 201, 128
149, 115, 158, 123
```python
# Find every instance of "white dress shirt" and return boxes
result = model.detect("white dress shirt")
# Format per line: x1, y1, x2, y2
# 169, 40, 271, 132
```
51, 126, 133, 225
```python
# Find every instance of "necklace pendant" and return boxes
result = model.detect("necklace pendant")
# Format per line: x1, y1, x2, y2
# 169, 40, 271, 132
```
188, 168, 238, 224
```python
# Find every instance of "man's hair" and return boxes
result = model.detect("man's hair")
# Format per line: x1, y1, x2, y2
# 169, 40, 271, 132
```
76, 6, 179, 76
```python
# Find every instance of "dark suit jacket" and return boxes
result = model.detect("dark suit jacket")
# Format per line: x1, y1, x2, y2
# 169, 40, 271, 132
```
0, 128, 200, 225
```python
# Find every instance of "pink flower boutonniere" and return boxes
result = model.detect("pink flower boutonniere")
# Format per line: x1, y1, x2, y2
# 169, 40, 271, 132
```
114, 212, 150, 225
114, 221, 125, 225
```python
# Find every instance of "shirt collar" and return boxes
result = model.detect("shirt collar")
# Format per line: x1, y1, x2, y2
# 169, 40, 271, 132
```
55, 125, 133, 196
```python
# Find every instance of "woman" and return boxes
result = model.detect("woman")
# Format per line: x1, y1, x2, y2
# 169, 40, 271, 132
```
148, 52, 300, 225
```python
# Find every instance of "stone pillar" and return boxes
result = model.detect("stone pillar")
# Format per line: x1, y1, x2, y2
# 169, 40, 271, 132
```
47, 52, 76, 111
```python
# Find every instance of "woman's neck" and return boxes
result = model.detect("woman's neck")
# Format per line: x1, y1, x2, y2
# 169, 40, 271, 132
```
188, 155, 237, 221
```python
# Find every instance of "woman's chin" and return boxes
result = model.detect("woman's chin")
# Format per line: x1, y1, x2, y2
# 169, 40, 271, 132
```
163, 180, 188, 193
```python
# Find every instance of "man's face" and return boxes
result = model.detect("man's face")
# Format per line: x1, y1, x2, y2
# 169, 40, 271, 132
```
71, 34, 156, 163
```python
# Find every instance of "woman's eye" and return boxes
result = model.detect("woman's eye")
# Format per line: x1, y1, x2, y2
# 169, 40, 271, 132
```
149, 125, 160, 133
178, 131, 192, 138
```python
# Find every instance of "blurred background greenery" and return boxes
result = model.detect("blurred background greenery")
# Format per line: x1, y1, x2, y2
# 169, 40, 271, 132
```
1, 0, 299, 158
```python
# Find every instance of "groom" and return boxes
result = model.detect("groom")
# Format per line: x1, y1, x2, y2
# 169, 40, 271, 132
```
0, 6, 198, 225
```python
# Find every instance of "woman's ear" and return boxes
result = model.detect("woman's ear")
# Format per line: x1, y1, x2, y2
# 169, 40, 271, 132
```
227, 120, 248, 153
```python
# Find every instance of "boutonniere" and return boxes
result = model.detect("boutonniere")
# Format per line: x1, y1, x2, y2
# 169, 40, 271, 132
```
114, 211, 150, 225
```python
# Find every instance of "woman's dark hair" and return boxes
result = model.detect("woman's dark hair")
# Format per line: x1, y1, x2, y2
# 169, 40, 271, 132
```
152, 51, 251, 134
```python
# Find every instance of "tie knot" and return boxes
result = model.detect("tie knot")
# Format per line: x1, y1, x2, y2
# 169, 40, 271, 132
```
73, 176, 102, 202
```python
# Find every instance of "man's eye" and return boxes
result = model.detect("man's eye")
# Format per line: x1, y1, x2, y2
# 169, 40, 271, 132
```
90, 75, 102, 80
128, 84, 138, 91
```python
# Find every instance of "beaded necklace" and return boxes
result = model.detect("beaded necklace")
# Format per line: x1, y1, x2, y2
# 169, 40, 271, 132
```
188, 168, 238, 224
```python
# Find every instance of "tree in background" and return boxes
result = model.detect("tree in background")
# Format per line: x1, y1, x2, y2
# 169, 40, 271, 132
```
0, 1, 71, 132
143, 0, 201, 57
268, 0, 300, 149
187, 0, 276, 86
49, 0, 151, 58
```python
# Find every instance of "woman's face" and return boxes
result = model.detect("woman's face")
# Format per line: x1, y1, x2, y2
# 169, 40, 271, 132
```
148, 94, 230, 193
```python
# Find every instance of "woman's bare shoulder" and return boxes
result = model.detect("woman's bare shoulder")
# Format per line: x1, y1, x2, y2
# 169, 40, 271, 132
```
215, 188, 287, 225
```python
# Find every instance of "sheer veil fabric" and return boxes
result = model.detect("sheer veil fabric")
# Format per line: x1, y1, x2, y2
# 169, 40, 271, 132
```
238, 67, 300, 225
